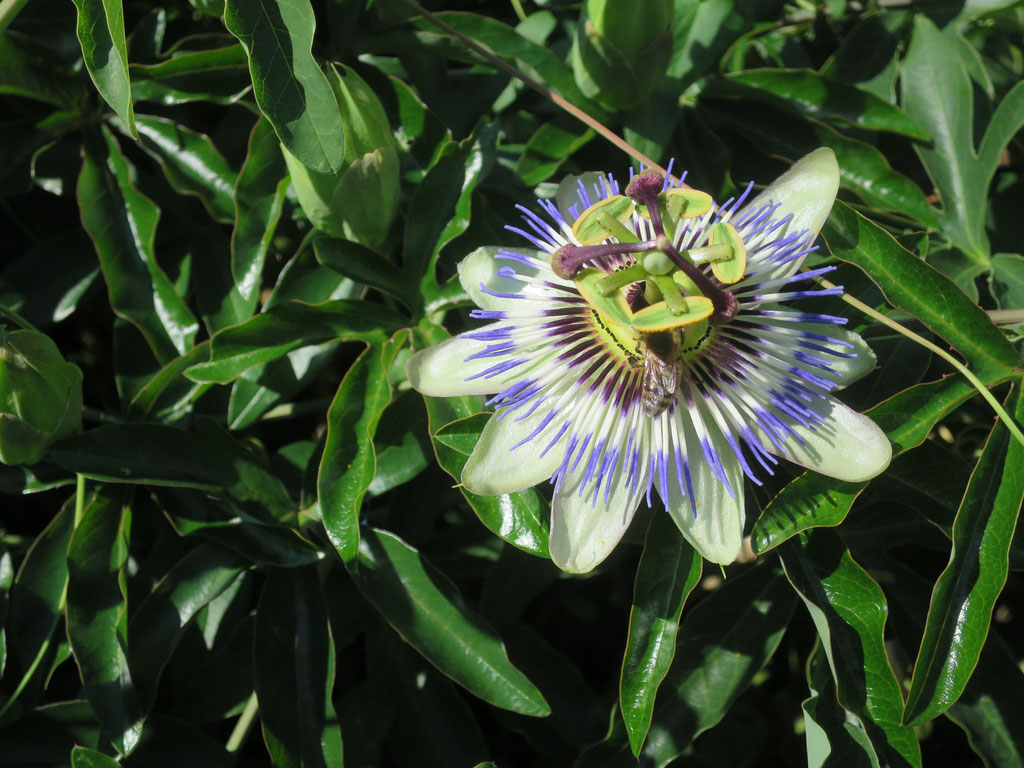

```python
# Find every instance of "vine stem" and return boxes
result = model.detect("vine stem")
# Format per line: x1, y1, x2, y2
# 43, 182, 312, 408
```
226, 691, 260, 753
821, 276, 1024, 449
403, 0, 1024, 446
398, 0, 667, 176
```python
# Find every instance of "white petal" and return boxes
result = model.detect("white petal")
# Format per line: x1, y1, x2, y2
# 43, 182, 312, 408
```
820, 327, 876, 388
774, 397, 892, 482
461, 405, 567, 495
457, 246, 551, 312
405, 325, 521, 397
549, 454, 647, 573
735, 148, 840, 278
665, 421, 746, 565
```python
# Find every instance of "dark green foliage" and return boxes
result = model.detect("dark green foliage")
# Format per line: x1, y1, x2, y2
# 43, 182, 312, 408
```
1, 1, 1023, 766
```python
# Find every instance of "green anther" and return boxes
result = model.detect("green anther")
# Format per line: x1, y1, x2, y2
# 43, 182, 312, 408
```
673, 270, 700, 296
575, 267, 634, 328
572, 195, 636, 245
596, 262, 646, 295
644, 279, 663, 306
650, 275, 687, 315
596, 211, 640, 243
661, 188, 713, 220
688, 244, 733, 264
642, 250, 675, 275
709, 222, 746, 284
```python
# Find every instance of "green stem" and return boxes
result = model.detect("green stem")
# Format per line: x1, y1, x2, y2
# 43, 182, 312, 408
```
823, 277, 1024, 449
0, 0, 30, 34
226, 691, 259, 754
397, 0, 668, 176
0, 303, 37, 332
509, 0, 527, 23
75, 474, 86, 527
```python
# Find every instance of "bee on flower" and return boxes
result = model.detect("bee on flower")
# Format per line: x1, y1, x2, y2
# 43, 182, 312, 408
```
407, 149, 891, 572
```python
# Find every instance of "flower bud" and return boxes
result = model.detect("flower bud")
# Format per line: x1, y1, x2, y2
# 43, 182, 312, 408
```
0, 329, 83, 465
571, 0, 674, 111
283, 64, 400, 248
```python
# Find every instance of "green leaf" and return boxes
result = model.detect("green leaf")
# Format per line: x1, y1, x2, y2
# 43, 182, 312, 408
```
157, 488, 320, 567
78, 127, 199, 364
319, 333, 405, 563
50, 418, 294, 515
432, 414, 550, 558
130, 44, 251, 105
255, 568, 343, 768
801, 642, 881, 768
822, 200, 1021, 377
515, 122, 594, 186
71, 0, 136, 137
128, 341, 211, 419
314, 236, 415, 309
702, 91, 937, 227
902, 381, 1024, 725
620, 514, 702, 757
383, 11, 609, 123
0, 32, 88, 109
224, 0, 345, 174
780, 531, 921, 767
66, 489, 144, 756
0, 701, 103, 763
127, 115, 237, 224
128, 544, 247, 712
571, 567, 796, 766
990, 253, 1024, 310
71, 746, 121, 768
183, 299, 406, 384
5, 501, 74, 698
351, 527, 550, 717
232, 117, 289, 312
404, 126, 496, 303
726, 69, 929, 139
901, 18, 1024, 261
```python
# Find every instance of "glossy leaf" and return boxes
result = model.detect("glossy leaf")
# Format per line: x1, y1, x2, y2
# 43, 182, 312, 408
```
727, 69, 928, 139
404, 126, 496, 303
157, 488, 320, 568
78, 127, 199, 363
71, 0, 136, 136
129, 114, 237, 223
822, 200, 1020, 377
432, 414, 550, 558
71, 746, 121, 768
990, 253, 1024, 310
573, 567, 798, 767
128, 544, 248, 711
781, 531, 921, 767
130, 44, 251, 105
319, 333, 405, 563
5, 501, 74, 696
620, 514, 702, 756
516, 122, 594, 185
902, 18, 1024, 262
50, 418, 294, 515
254, 568, 343, 768
314, 236, 415, 309
801, 642, 880, 768
183, 299, 405, 384
232, 117, 289, 312
383, 11, 608, 123
703, 94, 937, 226
66, 489, 144, 756
351, 527, 550, 717
224, 0, 345, 174
902, 382, 1024, 725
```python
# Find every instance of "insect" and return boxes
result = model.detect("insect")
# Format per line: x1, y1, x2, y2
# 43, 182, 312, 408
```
641, 329, 683, 417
